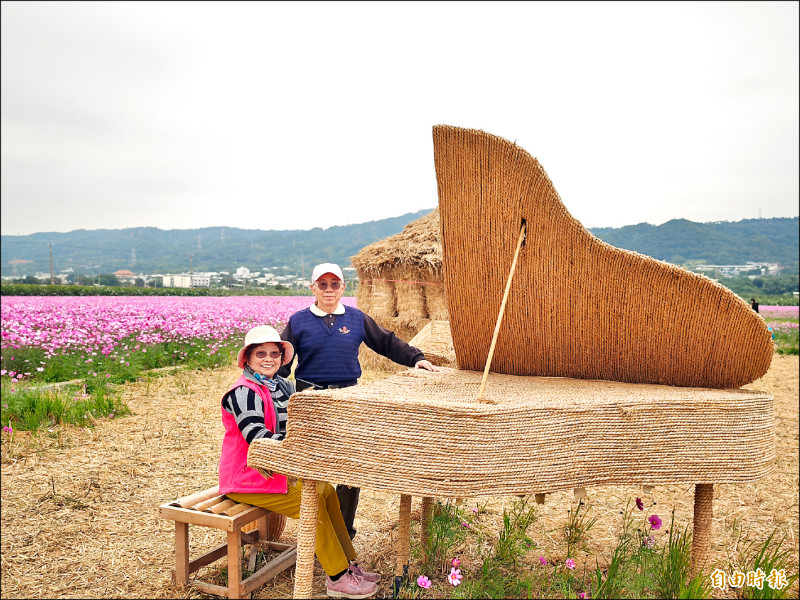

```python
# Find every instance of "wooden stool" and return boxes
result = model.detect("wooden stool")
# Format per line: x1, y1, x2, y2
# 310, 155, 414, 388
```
159, 486, 296, 599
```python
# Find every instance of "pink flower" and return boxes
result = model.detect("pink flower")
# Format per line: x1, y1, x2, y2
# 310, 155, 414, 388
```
539, 556, 548, 565
565, 558, 576, 569
416, 575, 431, 589
635, 497, 644, 511
579, 593, 588, 599
451, 557, 461, 568
447, 567, 462, 586
461, 521, 471, 528
648, 515, 663, 530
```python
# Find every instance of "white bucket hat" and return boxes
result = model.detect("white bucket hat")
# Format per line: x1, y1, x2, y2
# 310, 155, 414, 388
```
237, 325, 294, 369
311, 263, 344, 283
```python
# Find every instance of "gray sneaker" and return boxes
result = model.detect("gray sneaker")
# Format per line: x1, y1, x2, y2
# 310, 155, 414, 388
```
326, 570, 378, 599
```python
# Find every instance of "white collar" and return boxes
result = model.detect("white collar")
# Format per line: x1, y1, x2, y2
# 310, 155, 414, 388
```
310, 303, 345, 317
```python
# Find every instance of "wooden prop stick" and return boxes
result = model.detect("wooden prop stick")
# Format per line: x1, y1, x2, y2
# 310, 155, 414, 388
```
477, 221, 527, 401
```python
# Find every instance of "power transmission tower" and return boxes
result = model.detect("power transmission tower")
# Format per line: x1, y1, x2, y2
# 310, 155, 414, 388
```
10, 258, 33, 278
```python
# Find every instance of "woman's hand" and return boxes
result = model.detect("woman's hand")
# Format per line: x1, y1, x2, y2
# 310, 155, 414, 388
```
414, 360, 440, 372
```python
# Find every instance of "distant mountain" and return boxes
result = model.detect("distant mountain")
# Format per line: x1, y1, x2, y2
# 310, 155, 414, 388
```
589, 218, 798, 270
0, 210, 433, 277
1, 214, 797, 277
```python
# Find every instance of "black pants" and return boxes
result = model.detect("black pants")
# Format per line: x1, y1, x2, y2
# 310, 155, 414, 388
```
336, 484, 360, 539
296, 378, 361, 539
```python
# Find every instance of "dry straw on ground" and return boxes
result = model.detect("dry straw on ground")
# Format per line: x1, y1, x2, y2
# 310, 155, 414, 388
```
1, 355, 797, 599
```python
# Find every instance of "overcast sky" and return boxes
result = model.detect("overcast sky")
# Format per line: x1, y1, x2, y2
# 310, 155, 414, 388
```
1, 1, 798, 237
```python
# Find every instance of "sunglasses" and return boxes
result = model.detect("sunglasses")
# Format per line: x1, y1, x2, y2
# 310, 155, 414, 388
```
315, 281, 342, 290
253, 350, 282, 359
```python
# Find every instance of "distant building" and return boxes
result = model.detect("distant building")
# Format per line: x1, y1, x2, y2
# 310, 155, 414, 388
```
34, 271, 68, 284
191, 273, 211, 287
257, 273, 279, 286
114, 269, 137, 283
162, 274, 192, 288
693, 262, 781, 277
162, 273, 210, 288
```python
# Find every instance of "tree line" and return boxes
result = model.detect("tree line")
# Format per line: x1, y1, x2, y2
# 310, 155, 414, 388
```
2, 215, 797, 278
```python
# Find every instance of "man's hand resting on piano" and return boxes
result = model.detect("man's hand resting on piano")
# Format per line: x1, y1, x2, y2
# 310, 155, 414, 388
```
415, 360, 440, 372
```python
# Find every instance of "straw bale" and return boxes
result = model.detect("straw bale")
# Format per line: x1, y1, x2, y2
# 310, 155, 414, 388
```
364, 278, 396, 318
249, 368, 774, 498
351, 208, 442, 278
1, 356, 797, 599
368, 315, 418, 343
432, 125, 774, 389
408, 320, 456, 367
423, 282, 449, 321
352, 207, 447, 330
390, 265, 428, 328
354, 279, 372, 314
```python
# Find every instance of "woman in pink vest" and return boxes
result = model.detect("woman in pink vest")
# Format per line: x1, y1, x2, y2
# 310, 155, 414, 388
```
220, 325, 380, 599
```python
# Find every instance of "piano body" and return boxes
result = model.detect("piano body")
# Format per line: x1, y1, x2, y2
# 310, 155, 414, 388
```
248, 126, 774, 598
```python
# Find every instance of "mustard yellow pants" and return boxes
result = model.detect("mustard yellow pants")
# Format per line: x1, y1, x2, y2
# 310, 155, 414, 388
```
227, 481, 356, 576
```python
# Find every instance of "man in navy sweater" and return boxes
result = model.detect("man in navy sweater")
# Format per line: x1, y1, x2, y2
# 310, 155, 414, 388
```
278, 262, 439, 538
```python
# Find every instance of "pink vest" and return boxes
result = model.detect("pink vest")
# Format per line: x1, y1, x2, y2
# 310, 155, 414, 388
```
218, 375, 288, 495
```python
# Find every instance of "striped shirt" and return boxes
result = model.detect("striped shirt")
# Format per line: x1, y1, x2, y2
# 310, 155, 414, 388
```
222, 378, 290, 444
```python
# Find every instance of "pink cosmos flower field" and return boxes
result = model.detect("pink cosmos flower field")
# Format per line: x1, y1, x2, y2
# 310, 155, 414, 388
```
759, 305, 799, 338
758, 305, 798, 319
1, 295, 356, 356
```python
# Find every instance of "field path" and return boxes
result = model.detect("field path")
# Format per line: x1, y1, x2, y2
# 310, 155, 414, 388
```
1, 356, 797, 598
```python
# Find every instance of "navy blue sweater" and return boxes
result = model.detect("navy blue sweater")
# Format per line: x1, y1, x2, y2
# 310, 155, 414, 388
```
277, 305, 425, 384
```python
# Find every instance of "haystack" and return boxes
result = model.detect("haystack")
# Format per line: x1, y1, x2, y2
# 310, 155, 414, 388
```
351, 207, 447, 342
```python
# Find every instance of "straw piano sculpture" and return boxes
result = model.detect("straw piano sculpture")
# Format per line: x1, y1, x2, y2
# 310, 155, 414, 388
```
248, 125, 775, 598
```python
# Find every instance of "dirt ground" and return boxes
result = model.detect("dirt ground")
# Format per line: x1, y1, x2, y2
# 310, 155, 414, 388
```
1, 355, 797, 599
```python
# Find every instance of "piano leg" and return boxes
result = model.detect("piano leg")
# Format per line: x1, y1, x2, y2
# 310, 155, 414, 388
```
393, 494, 412, 598
294, 479, 320, 599
690, 483, 713, 577
421, 497, 433, 559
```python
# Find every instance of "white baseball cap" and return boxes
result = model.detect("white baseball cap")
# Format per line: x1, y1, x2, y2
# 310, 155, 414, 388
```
237, 325, 294, 368
311, 263, 344, 283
